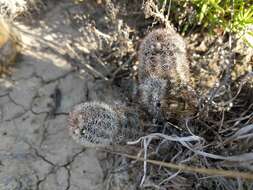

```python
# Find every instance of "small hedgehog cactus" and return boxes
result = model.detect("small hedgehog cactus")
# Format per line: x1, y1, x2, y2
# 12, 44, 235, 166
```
68, 27, 199, 146
138, 77, 167, 118
138, 28, 197, 119
138, 28, 190, 84
68, 101, 140, 146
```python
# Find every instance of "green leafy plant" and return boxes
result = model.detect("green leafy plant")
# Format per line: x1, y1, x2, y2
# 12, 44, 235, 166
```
160, 0, 253, 46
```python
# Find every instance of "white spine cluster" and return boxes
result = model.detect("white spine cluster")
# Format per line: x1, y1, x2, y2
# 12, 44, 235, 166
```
138, 28, 195, 119
138, 28, 190, 84
68, 101, 140, 146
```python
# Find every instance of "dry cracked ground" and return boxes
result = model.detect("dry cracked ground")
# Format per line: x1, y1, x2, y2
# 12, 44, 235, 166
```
0, 1, 125, 190
0, 61, 106, 190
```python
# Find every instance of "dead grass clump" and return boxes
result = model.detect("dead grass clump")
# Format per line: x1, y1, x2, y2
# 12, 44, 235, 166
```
64, 0, 139, 82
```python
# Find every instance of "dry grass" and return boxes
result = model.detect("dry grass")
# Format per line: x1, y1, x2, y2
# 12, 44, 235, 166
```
0, 0, 43, 19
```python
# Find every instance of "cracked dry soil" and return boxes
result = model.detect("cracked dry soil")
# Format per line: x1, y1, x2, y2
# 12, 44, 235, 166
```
0, 1, 126, 190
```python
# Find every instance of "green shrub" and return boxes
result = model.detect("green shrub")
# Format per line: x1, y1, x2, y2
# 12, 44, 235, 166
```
160, 0, 253, 46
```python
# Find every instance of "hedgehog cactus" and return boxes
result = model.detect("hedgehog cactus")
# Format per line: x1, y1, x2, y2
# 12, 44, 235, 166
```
68, 27, 199, 146
138, 77, 167, 119
138, 28, 190, 84
68, 101, 140, 146
138, 28, 197, 119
